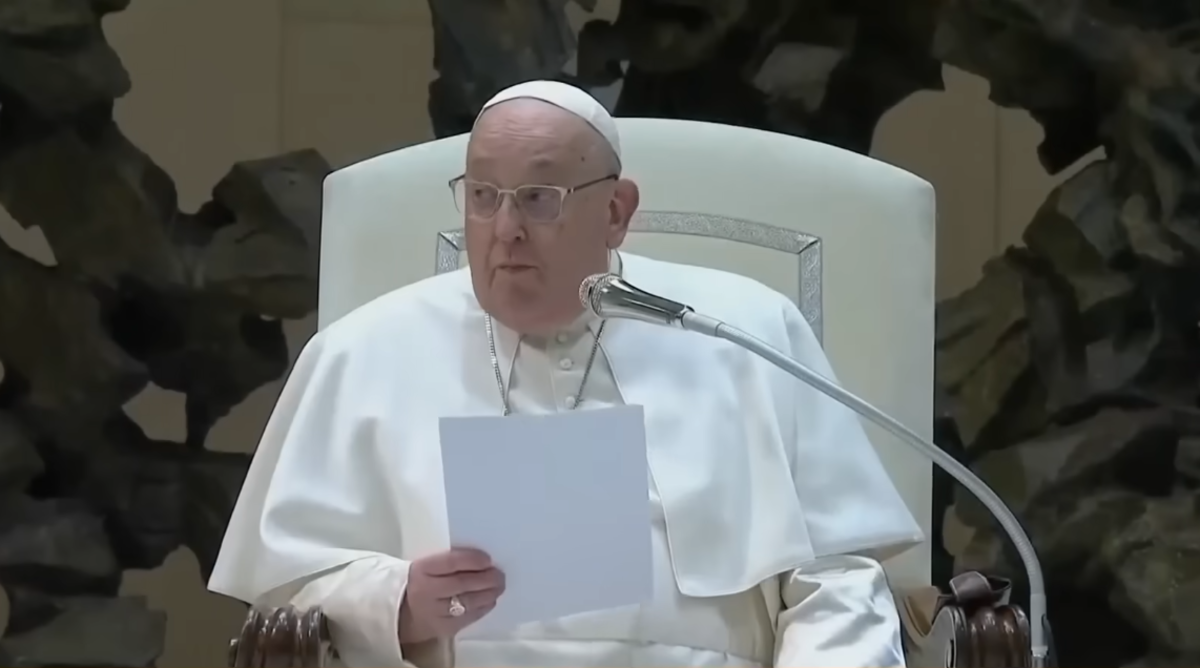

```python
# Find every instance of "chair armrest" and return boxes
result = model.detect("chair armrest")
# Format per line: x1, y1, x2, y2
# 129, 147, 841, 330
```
898, 571, 1032, 668
228, 605, 333, 667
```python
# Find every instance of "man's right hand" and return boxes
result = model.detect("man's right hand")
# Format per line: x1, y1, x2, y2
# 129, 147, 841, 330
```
398, 547, 506, 643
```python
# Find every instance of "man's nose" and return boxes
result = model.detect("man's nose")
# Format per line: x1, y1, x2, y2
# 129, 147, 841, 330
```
494, 195, 526, 241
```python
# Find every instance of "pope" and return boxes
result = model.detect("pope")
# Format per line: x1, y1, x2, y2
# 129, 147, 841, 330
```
208, 80, 924, 668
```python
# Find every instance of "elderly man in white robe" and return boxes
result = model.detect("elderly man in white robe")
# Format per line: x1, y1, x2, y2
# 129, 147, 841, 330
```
209, 80, 924, 668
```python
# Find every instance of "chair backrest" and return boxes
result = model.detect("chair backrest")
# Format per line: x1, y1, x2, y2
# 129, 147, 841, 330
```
319, 118, 934, 587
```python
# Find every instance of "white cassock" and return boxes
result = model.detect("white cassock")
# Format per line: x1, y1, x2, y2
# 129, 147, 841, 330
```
209, 251, 924, 668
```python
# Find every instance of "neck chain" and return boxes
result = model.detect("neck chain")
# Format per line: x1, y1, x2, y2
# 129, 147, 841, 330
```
486, 314, 607, 416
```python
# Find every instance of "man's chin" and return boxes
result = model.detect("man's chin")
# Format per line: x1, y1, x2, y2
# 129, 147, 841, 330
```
486, 294, 571, 336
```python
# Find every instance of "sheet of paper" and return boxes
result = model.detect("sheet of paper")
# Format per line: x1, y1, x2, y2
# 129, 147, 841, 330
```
439, 405, 653, 635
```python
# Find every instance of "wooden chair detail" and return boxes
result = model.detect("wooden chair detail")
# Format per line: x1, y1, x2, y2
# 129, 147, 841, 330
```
228, 605, 333, 668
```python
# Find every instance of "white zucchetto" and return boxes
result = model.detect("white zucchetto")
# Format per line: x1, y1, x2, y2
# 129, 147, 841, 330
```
476, 80, 621, 165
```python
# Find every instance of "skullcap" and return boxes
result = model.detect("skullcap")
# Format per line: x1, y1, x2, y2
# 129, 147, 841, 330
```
476, 80, 621, 165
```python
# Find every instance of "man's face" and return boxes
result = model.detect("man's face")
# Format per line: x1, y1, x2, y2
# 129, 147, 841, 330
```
462, 99, 638, 335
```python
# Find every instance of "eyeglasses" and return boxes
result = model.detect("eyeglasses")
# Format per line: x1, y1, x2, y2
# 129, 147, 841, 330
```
449, 174, 618, 223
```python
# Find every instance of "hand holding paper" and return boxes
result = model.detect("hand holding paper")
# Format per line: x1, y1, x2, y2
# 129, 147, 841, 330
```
439, 405, 654, 635
399, 547, 506, 643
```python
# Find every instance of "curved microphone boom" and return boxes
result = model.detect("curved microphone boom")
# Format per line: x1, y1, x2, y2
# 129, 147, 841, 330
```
580, 272, 1051, 668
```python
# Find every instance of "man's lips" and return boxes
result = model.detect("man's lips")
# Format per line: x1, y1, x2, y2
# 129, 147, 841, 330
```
497, 264, 536, 271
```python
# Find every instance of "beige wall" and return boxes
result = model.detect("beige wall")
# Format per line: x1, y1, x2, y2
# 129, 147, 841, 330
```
0, 1, 1090, 665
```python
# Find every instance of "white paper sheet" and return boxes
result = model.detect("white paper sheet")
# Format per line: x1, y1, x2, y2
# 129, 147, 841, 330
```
439, 405, 653, 635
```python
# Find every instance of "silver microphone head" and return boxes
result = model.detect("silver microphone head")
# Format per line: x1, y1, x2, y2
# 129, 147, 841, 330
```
580, 273, 618, 317
577, 272, 692, 327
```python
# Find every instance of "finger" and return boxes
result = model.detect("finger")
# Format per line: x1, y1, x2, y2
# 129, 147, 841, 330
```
428, 568, 505, 598
420, 548, 492, 576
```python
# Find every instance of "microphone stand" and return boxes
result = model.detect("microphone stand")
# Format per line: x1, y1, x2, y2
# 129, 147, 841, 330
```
672, 310, 1050, 667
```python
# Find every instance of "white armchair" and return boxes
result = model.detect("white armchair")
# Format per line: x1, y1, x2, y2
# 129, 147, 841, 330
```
228, 119, 1030, 667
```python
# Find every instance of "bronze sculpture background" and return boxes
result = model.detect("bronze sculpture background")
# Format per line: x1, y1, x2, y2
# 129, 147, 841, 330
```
2, 0, 1198, 665
0, 1, 329, 664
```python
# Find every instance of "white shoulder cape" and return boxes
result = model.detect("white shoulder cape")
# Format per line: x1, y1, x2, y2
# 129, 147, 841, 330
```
209, 253, 922, 603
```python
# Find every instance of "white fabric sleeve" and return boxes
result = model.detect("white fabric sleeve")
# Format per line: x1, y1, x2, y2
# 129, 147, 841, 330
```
266, 555, 413, 667
774, 554, 906, 667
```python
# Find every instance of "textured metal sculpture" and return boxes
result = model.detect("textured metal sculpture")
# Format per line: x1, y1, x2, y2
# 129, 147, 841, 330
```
0, 1, 329, 665
933, 3, 1200, 664
427, 0, 1199, 665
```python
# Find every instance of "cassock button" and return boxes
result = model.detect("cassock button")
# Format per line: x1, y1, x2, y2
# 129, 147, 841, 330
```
558, 358, 574, 370
564, 395, 578, 409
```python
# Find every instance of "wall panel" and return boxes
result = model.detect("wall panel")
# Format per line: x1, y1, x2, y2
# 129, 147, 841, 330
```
105, 0, 285, 209
874, 67, 1000, 298
281, 9, 435, 167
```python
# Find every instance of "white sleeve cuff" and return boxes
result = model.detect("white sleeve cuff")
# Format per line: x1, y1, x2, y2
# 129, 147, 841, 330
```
290, 556, 412, 667
774, 554, 906, 667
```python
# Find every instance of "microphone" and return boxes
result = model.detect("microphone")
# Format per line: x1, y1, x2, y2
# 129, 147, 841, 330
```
579, 273, 725, 335
579, 273, 693, 328
579, 272, 1051, 667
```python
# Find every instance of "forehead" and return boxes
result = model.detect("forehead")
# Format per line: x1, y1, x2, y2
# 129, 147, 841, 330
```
467, 99, 597, 176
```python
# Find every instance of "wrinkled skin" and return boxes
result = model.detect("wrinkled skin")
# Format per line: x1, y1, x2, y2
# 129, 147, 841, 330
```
463, 99, 640, 335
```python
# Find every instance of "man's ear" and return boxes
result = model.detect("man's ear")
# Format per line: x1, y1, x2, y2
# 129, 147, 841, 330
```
606, 178, 640, 248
